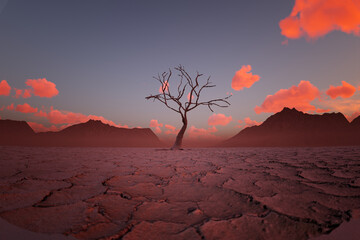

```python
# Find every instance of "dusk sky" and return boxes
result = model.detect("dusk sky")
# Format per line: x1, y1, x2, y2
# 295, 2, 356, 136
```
0, 0, 359, 141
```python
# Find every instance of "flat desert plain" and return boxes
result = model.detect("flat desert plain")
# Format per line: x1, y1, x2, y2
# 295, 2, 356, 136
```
0, 146, 360, 240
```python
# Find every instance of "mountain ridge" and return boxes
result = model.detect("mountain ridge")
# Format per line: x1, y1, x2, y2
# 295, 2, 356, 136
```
222, 107, 359, 147
0, 119, 163, 147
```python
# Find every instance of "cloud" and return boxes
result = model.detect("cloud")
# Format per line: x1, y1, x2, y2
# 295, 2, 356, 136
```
14, 88, 32, 98
279, 0, 360, 40
149, 119, 163, 134
255, 80, 320, 114
27, 122, 70, 133
208, 113, 232, 126
317, 92, 360, 117
346, 111, 360, 122
281, 39, 289, 46
326, 81, 356, 99
231, 65, 260, 91
25, 78, 59, 98
23, 89, 32, 98
16, 103, 38, 113
6, 103, 14, 111
187, 92, 194, 101
164, 124, 178, 135
34, 110, 47, 117
236, 117, 262, 129
46, 107, 128, 128
187, 126, 218, 139
0, 80, 11, 96
159, 81, 169, 93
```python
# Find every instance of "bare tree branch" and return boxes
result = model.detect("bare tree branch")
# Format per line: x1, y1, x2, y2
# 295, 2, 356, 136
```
146, 65, 231, 149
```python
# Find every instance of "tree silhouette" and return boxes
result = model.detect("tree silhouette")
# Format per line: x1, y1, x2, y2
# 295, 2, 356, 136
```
146, 65, 231, 149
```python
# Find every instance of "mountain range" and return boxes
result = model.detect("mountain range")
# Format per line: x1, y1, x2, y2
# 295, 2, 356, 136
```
0, 119, 163, 147
222, 107, 360, 147
1, 108, 360, 147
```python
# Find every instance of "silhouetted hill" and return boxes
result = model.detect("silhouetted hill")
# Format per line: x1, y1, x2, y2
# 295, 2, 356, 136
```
351, 115, 360, 128
0, 119, 163, 147
222, 108, 358, 147
0, 119, 35, 145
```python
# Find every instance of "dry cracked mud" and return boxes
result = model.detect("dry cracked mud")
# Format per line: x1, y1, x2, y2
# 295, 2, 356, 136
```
1, 146, 360, 239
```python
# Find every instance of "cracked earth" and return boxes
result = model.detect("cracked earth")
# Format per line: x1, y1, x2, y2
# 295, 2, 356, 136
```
1, 146, 360, 239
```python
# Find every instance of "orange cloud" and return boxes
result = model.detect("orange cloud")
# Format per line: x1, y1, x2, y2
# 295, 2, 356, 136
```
159, 81, 169, 93
16, 103, 38, 113
149, 119, 163, 134
46, 107, 128, 128
236, 117, 262, 129
0, 80, 11, 96
34, 110, 47, 117
281, 39, 289, 46
14, 88, 31, 98
231, 65, 260, 91
23, 89, 32, 98
27, 122, 70, 133
6, 103, 14, 111
15, 89, 23, 98
316, 93, 360, 117
255, 81, 320, 114
187, 126, 218, 139
25, 78, 59, 98
279, 0, 360, 40
326, 81, 356, 99
164, 124, 178, 135
346, 111, 360, 122
208, 113, 232, 126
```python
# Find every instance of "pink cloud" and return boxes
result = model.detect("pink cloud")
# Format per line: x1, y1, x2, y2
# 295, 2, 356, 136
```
14, 88, 31, 98
208, 113, 232, 126
149, 119, 163, 134
159, 81, 169, 93
317, 96, 360, 118
46, 107, 128, 128
316, 108, 330, 113
231, 65, 260, 91
164, 124, 178, 135
15, 89, 23, 98
16, 103, 38, 113
23, 89, 32, 98
346, 111, 360, 122
25, 78, 59, 98
279, 0, 360, 40
326, 81, 356, 99
187, 92, 194, 101
6, 103, 14, 111
0, 80, 11, 96
34, 110, 47, 117
27, 122, 70, 133
187, 126, 218, 139
255, 81, 320, 114
236, 117, 262, 129
281, 39, 289, 46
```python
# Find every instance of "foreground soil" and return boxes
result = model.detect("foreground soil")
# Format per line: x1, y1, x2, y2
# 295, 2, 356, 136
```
0, 146, 360, 240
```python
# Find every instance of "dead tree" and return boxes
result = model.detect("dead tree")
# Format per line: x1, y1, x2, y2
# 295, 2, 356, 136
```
146, 65, 231, 150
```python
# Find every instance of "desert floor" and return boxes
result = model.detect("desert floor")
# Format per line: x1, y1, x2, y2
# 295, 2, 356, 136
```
0, 146, 360, 240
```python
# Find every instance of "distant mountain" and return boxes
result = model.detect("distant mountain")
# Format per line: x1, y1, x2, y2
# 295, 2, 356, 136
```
0, 119, 163, 147
0, 119, 35, 146
351, 115, 360, 128
222, 108, 359, 147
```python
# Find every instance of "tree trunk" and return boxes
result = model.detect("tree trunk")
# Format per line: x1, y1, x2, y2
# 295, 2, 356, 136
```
171, 116, 187, 150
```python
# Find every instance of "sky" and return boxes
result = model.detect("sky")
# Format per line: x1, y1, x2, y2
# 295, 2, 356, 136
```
0, 0, 359, 142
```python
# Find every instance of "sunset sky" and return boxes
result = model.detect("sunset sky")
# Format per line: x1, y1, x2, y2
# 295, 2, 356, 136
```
0, 0, 359, 141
